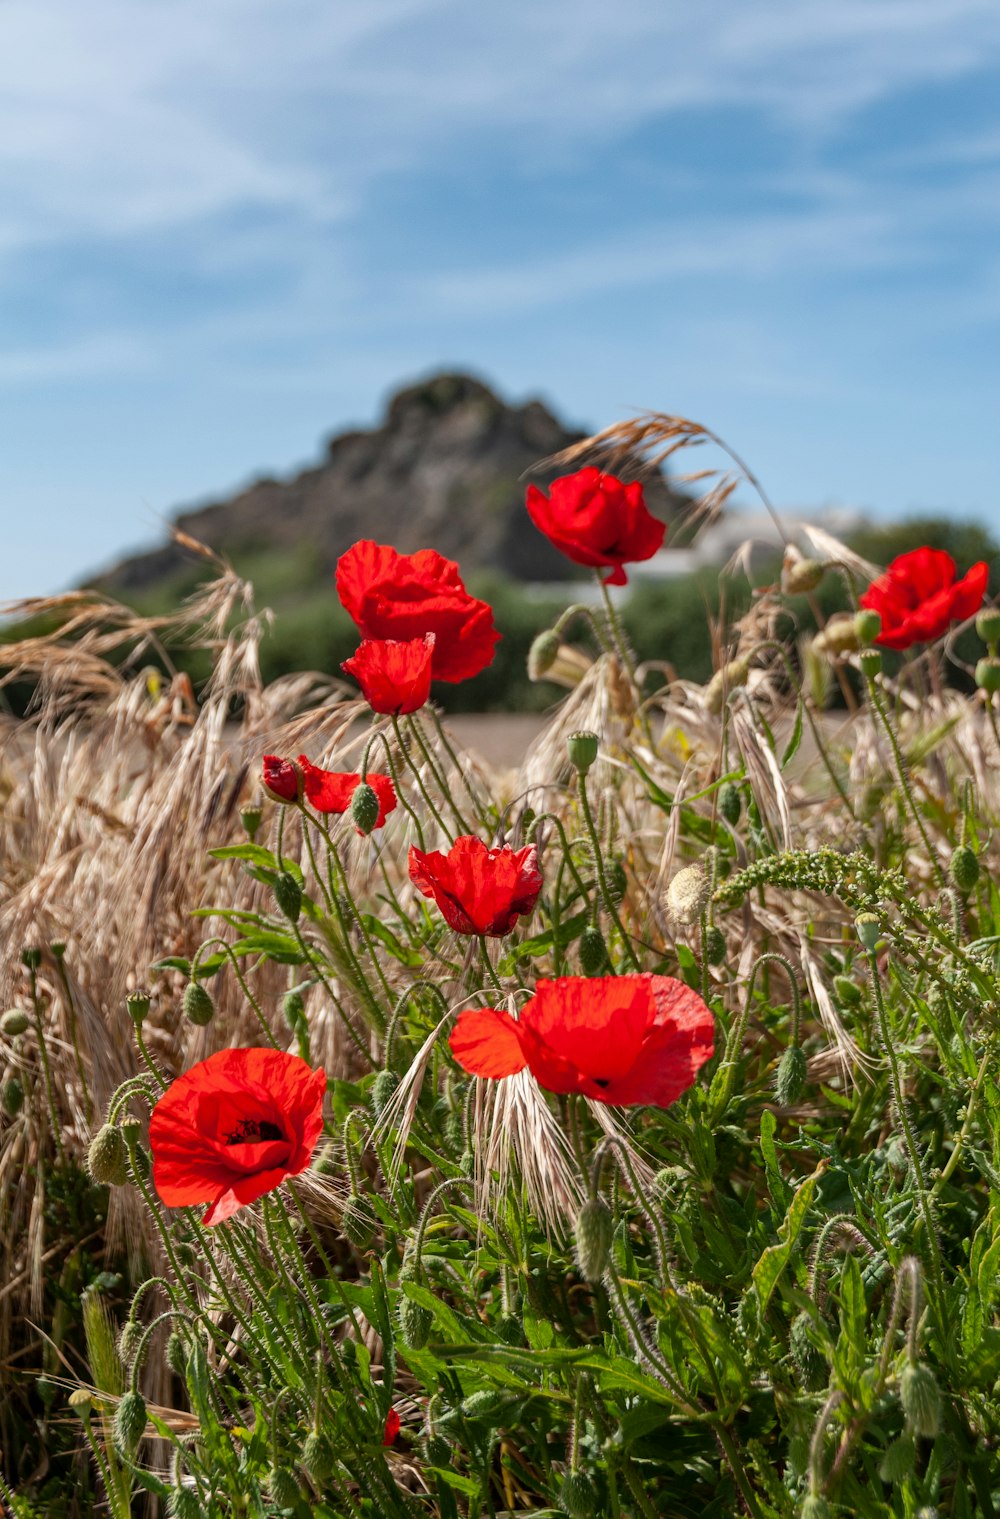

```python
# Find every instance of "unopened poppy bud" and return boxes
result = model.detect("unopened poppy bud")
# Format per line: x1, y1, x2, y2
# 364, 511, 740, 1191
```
833, 975, 862, 1007
398, 1292, 433, 1351
703, 657, 750, 714
51, 941, 66, 960
461, 1389, 507, 1419
281, 989, 305, 1030
813, 614, 860, 658
3, 1077, 24, 1115
560, 1470, 600, 1518
976, 658, 1000, 695
878, 1433, 916, 1483
574, 1198, 613, 1282
781, 549, 825, 596
166, 1331, 187, 1377
341, 1194, 377, 1250
351, 781, 381, 835
800, 1498, 831, 1519
719, 782, 741, 826
578, 926, 608, 977
113, 1389, 147, 1456
301, 1430, 333, 1483
900, 1362, 942, 1438
789, 1312, 826, 1390
370, 1069, 399, 1118
240, 803, 263, 841
859, 648, 882, 680
118, 1319, 145, 1368
183, 981, 214, 1027
68, 1387, 93, 1417
262, 755, 301, 803
269, 1468, 300, 1510
854, 608, 882, 647
775, 1045, 807, 1106
125, 990, 150, 1027
607, 860, 627, 906
424, 1433, 452, 1466
951, 845, 980, 896
527, 629, 562, 679
166, 1489, 201, 1519
88, 1124, 128, 1187
273, 871, 302, 922
21, 947, 41, 970
855, 913, 882, 952
666, 864, 711, 926
567, 730, 599, 775
704, 926, 727, 965
976, 608, 1000, 646
1, 1009, 30, 1037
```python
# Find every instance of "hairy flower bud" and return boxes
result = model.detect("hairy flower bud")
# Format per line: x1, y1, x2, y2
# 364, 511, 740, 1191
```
347, 781, 379, 836
461, 1389, 507, 1420
781, 548, 825, 596
1, 1008, 30, 1037
718, 782, 741, 826
240, 803, 263, 841
301, 1430, 333, 1483
833, 975, 862, 1007
166, 1331, 187, 1378
88, 1124, 128, 1187
855, 913, 882, 952
281, 989, 306, 1031
775, 1045, 807, 1106
3, 1077, 24, 1115
166, 1489, 202, 1519
800, 1498, 831, 1519
878, 1433, 916, 1484
341, 1194, 377, 1251
665, 864, 712, 926
560, 1470, 600, 1519
370, 1069, 399, 1118
113, 1389, 147, 1456
125, 990, 150, 1027
574, 1198, 613, 1283
268, 1468, 301, 1510
900, 1362, 942, 1438
398, 1292, 433, 1351
527, 629, 562, 679
813, 614, 860, 659
273, 871, 302, 923
183, 981, 214, 1027
854, 608, 882, 647
789, 1312, 826, 1391
567, 731, 599, 775
578, 926, 608, 977
950, 845, 980, 896
704, 926, 727, 965
703, 657, 750, 714
119, 1319, 146, 1369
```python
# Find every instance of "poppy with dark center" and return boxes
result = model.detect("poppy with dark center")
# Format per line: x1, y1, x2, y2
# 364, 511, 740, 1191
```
149, 1047, 327, 1225
261, 756, 398, 831
409, 835, 542, 937
525, 467, 666, 586
342, 634, 434, 715
336, 540, 499, 683
859, 546, 989, 652
449, 974, 714, 1108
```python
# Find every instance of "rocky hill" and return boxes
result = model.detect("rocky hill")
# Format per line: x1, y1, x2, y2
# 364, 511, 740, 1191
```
93, 372, 684, 596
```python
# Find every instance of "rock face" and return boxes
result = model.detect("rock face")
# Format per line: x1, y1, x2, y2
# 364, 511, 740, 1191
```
94, 372, 683, 593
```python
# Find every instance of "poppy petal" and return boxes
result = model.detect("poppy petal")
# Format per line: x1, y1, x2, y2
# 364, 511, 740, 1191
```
450, 1008, 527, 1078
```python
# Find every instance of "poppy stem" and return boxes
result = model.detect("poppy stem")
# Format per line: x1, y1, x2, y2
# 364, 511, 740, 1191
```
595, 574, 655, 748
575, 774, 641, 972
865, 671, 947, 892
52, 950, 93, 1124
711, 951, 801, 1122
405, 713, 472, 835
477, 936, 505, 995
26, 963, 65, 1162
390, 715, 452, 842
426, 706, 492, 827
361, 729, 428, 851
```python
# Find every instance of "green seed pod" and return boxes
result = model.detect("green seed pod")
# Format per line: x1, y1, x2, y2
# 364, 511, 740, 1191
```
281, 989, 305, 1031
87, 1124, 128, 1187
399, 1292, 433, 1351
274, 871, 302, 923
301, 1430, 333, 1484
900, 1362, 942, 1438
21, 948, 41, 970
3, 1077, 24, 1115
855, 913, 882, 952
341, 1194, 377, 1250
704, 926, 727, 965
976, 608, 1000, 646
424, 1433, 452, 1467
833, 975, 861, 1007
118, 1319, 146, 1369
878, 1432, 916, 1483
775, 1045, 808, 1106
166, 1331, 187, 1377
1, 1008, 30, 1037
789, 1312, 826, 1392
950, 845, 980, 896
183, 981, 214, 1027
268, 1466, 301, 1510
370, 1069, 399, 1118
976, 658, 1000, 695
240, 803, 263, 841
166, 1487, 202, 1519
68, 1387, 93, 1417
567, 730, 599, 775
859, 648, 882, 680
800, 1498, 831, 1519
578, 926, 608, 977
528, 629, 562, 679
113, 1389, 147, 1456
125, 990, 150, 1027
574, 1198, 613, 1283
854, 608, 882, 647
607, 861, 627, 906
560, 1470, 599, 1518
719, 782, 741, 826
350, 782, 381, 836
461, 1389, 507, 1420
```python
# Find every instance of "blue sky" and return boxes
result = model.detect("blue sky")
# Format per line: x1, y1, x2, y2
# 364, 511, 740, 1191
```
3, 0, 1000, 601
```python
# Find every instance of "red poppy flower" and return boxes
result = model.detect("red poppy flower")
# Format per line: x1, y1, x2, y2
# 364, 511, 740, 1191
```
149, 1047, 327, 1226
409, 835, 542, 937
336, 541, 499, 683
262, 754, 301, 802
859, 546, 989, 652
449, 974, 714, 1108
342, 634, 434, 715
525, 467, 666, 586
297, 756, 398, 831
383, 1408, 401, 1446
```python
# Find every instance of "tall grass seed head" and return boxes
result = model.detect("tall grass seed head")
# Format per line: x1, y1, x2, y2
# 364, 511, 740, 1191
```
775, 1044, 808, 1106
567, 730, 599, 775
113, 1389, 147, 1456
900, 1362, 943, 1438
351, 781, 381, 835
574, 1197, 613, 1282
88, 1124, 129, 1187
528, 628, 562, 679
560, 1470, 600, 1519
274, 871, 303, 922
1, 1008, 30, 1037
183, 980, 215, 1026
950, 845, 980, 895
665, 864, 712, 925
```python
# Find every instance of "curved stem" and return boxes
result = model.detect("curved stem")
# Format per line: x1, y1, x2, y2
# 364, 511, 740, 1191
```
866, 674, 947, 891
576, 774, 640, 971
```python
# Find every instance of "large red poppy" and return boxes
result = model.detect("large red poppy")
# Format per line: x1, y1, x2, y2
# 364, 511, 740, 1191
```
149, 1047, 327, 1225
525, 467, 666, 587
859, 546, 989, 652
336, 541, 499, 683
450, 974, 714, 1108
409, 835, 542, 937
342, 634, 434, 715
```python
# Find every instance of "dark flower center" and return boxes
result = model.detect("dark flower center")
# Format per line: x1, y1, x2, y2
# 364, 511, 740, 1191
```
225, 1117, 284, 1146
592, 1078, 610, 1089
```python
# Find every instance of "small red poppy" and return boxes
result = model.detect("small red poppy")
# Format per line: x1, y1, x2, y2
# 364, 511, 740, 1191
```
859, 546, 989, 652
149, 1047, 327, 1226
383, 1408, 401, 1446
262, 754, 301, 802
336, 541, 500, 683
409, 835, 542, 937
296, 756, 398, 831
342, 634, 434, 715
449, 974, 714, 1108
525, 467, 666, 586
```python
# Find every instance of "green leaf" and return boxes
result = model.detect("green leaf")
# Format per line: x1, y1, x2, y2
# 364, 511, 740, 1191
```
781, 702, 804, 769
751, 1161, 824, 1314
360, 915, 424, 968
760, 1109, 792, 1214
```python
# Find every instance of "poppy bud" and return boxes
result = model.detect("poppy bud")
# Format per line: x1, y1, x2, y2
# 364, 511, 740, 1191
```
775, 1045, 807, 1106
88, 1124, 128, 1187
461, 1389, 507, 1419
183, 981, 215, 1027
789, 1312, 826, 1391
424, 1433, 452, 1467
976, 658, 1000, 695
854, 608, 882, 647
665, 864, 711, 926
781, 549, 825, 596
528, 629, 562, 679
859, 649, 881, 680
574, 1198, 613, 1283
399, 1292, 433, 1350
351, 781, 381, 836
855, 913, 882, 952
68, 1387, 93, 1417
118, 1320, 145, 1368
878, 1433, 916, 1483
113, 1389, 147, 1456
341, 1194, 377, 1250
900, 1362, 942, 1438
273, 872, 302, 923
833, 975, 861, 1007
950, 846, 980, 896
268, 1467, 300, 1510
703, 658, 750, 714
800, 1498, 831, 1519
976, 608, 1000, 646
560, 1470, 600, 1518
812, 615, 860, 659
125, 990, 150, 1027
262, 755, 301, 803
282, 989, 306, 1030
21, 948, 41, 970
3, 1077, 24, 1115
240, 803, 263, 841
719, 782, 741, 826
567, 730, 599, 775
166, 1489, 202, 1519
607, 861, 628, 906
166, 1331, 186, 1377
704, 926, 727, 965
301, 1430, 333, 1483
370, 1069, 399, 1118
578, 926, 608, 976
1, 1008, 30, 1037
